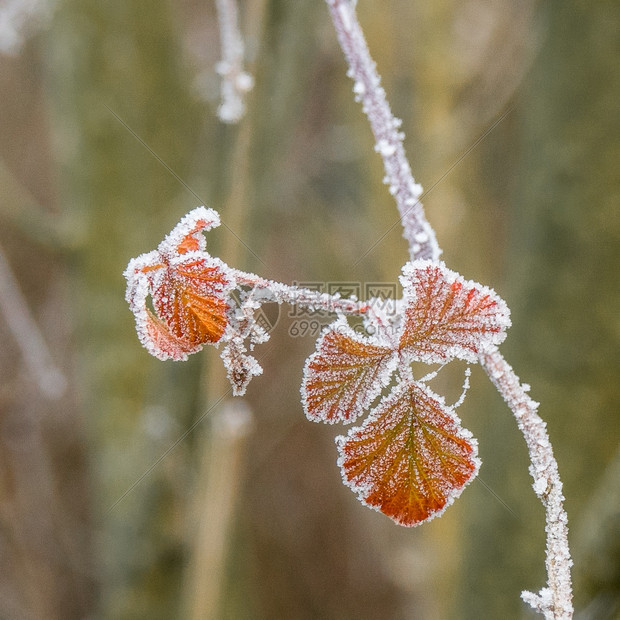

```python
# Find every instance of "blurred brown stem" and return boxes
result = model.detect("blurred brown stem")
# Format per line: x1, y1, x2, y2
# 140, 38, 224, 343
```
184, 401, 253, 620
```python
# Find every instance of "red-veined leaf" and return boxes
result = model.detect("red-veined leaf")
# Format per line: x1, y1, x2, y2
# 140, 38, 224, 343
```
337, 379, 479, 526
399, 261, 510, 363
302, 321, 397, 424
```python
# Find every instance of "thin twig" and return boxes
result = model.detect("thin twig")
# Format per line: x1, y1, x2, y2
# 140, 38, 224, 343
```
231, 267, 367, 316
325, 0, 440, 262
482, 348, 573, 619
0, 244, 66, 400
324, 1, 573, 617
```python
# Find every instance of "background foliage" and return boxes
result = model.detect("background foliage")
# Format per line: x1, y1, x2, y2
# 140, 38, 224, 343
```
0, 0, 618, 618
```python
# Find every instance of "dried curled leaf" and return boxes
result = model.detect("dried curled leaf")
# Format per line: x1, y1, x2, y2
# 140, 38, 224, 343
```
399, 261, 510, 363
302, 321, 397, 424
124, 207, 234, 361
337, 380, 480, 526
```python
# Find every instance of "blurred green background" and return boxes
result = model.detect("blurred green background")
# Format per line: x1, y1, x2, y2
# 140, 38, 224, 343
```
0, 0, 618, 618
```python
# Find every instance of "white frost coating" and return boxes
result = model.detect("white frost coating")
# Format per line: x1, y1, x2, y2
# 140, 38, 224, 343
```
233, 271, 364, 316
533, 477, 548, 496
482, 348, 574, 619
235, 72, 254, 92
215, 0, 253, 123
409, 181, 423, 197
353, 80, 365, 97
157, 206, 220, 257
220, 341, 263, 396
325, 0, 440, 262
337, 1, 352, 32
452, 367, 472, 410
376, 139, 396, 157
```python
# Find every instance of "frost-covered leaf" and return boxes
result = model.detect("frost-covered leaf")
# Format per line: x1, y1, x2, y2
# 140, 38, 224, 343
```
142, 308, 200, 359
399, 261, 510, 363
302, 321, 397, 424
337, 380, 479, 526
153, 258, 231, 343
158, 206, 220, 257
124, 207, 234, 361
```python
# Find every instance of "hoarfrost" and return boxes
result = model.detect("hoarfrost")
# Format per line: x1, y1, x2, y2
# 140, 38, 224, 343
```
215, 0, 253, 124
337, 2, 352, 32
533, 477, 548, 496
376, 139, 396, 158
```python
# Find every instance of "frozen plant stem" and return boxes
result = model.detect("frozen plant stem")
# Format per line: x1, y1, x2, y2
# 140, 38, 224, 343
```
230, 267, 364, 315
324, 0, 573, 616
215, 0, 253, 123
325, 0, 440, 262
482, 348, 573, 619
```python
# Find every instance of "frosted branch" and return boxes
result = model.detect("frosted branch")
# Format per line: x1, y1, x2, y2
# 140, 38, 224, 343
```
230, 267, 365, 316
0, 244, 67, 399
325, 1, 573, 616
215, 0, 253, 123
482, 348, 573, 619
325, 0, 440, 262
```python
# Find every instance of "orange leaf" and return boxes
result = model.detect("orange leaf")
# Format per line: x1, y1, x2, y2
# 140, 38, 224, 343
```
337, 380, 479, 526
399, 261, 510, 363
176, 220, 212, 254
144, 257, 231, 355
302, 321, 397, 424
125, 207, 234, 361
143, 309, 200, 360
